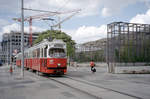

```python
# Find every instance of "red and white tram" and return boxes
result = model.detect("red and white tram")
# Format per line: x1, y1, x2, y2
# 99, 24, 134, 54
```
16, 39, 67, 75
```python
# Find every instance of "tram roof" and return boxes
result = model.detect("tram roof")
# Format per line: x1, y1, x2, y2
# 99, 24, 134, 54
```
25, 39, 66, 51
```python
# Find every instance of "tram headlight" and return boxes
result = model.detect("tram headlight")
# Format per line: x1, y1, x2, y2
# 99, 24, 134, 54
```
57, 63, 61, 67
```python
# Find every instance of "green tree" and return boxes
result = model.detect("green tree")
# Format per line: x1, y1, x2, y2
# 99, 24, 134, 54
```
118, 36, 150, 63
33, 30, 76, 58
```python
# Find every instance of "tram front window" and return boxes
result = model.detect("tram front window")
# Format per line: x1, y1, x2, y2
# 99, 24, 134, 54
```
49, 48, 66, 58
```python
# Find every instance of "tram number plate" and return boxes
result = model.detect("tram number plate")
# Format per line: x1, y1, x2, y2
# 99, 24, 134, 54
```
49, 60, 54, 64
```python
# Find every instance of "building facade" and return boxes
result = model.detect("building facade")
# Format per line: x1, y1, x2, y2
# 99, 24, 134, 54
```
0, 31, 39, 64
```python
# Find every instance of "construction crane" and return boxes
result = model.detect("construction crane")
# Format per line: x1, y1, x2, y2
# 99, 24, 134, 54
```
52, 10, 80, 30
13, 9, 81, 46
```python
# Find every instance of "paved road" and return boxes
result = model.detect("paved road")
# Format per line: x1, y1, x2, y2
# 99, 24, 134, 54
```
0, 66, 96, 99
67, 66, 150, 99
0, 65, 150, 99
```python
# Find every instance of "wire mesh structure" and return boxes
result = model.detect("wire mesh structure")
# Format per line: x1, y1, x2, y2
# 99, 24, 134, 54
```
107, 22, 150, 73
74, 39, 107, 63
75, 45, 105, 62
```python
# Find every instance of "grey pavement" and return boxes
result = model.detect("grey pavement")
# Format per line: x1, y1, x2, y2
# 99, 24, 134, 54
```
0, 65, 96, 99
0, 65, 150, 99
67, 66, 150, 99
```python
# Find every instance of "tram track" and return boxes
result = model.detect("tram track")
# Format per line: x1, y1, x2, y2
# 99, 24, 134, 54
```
48, 77, 102, 99
25, 70, 143, 99
45, 75, 143, 99
64, 76, 143, 99
25, 70, 101, 99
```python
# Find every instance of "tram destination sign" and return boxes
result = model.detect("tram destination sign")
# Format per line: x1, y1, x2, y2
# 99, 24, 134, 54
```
54, 44, 64, 48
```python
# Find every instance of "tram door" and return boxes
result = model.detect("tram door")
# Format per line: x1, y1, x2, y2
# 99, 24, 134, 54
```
42, 45, 48, 68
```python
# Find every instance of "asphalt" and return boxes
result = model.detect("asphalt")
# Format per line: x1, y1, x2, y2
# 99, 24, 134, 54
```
0, 65, 150, 99
0, 65, 96, 99
67, 66, 150, 99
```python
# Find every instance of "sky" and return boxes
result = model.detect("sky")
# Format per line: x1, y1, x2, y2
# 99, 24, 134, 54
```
0, 0, 150, 44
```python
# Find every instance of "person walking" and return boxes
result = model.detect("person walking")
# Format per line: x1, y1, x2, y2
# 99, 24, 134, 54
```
90, 60, 96, 72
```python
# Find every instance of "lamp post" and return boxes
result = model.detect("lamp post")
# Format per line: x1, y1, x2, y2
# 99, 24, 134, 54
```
21, 0, 24, 78
7, 35, 9, 67
10, 33, 12, 68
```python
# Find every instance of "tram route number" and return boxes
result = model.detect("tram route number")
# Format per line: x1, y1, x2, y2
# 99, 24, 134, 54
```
54, 44, 63, 48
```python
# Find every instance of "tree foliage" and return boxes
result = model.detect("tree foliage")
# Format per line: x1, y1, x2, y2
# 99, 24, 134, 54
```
114, 37, 150, 63
74, 50, 106, 63
33, 30, 76, 57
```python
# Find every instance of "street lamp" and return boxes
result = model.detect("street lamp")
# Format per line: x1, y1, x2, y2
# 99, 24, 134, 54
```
7, 35, 9, 67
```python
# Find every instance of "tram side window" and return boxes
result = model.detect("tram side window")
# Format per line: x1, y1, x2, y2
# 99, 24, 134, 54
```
27, 52, 29, 58
18, 54, 21, 60
44, 45, 48, 57
25, 52, 27, 58
32, 51, 34, 58
25, 53, 27, 58
30, 51, 32, 58
24, 53, 26, 58
32, 50, 36, 58
37, 48, 40, 58
29, 51, 32, 58
34, 50, 37, 58
24, 53, 27, 58
41, 48, 43, 57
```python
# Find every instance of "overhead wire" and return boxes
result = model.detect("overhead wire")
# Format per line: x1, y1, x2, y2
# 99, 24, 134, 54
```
23, 8, 59, 13
54, 0, 71, 27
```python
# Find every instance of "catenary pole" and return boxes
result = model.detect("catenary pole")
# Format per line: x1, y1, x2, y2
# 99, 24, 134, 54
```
21, 0, 24, 78
10, 33, 12, 67
7, 35, 9, 67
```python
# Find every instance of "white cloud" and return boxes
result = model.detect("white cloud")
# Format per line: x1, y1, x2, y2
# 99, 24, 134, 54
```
25, 0, 100, 17
101, 8, 111, 17
62, 29, 76, 37
25, 0, 150, 17
1, 0, 149, 17
64, 25, 107, 44
1, 24, 107, 44
2, 23, 20, 33
0, 19, 9, 27
130, 9, 150, 24
0, 23, 45, 42
1, 23, 45, 33
0, 23, 46, 41
100, 0, 144, 17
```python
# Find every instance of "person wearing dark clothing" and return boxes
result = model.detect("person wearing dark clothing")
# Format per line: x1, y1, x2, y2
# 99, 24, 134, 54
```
90, 61, 95, 71
90, 60, 96, 72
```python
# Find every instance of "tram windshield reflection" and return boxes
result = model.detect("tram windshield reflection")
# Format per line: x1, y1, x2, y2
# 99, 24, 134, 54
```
49, 48, 66, 58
